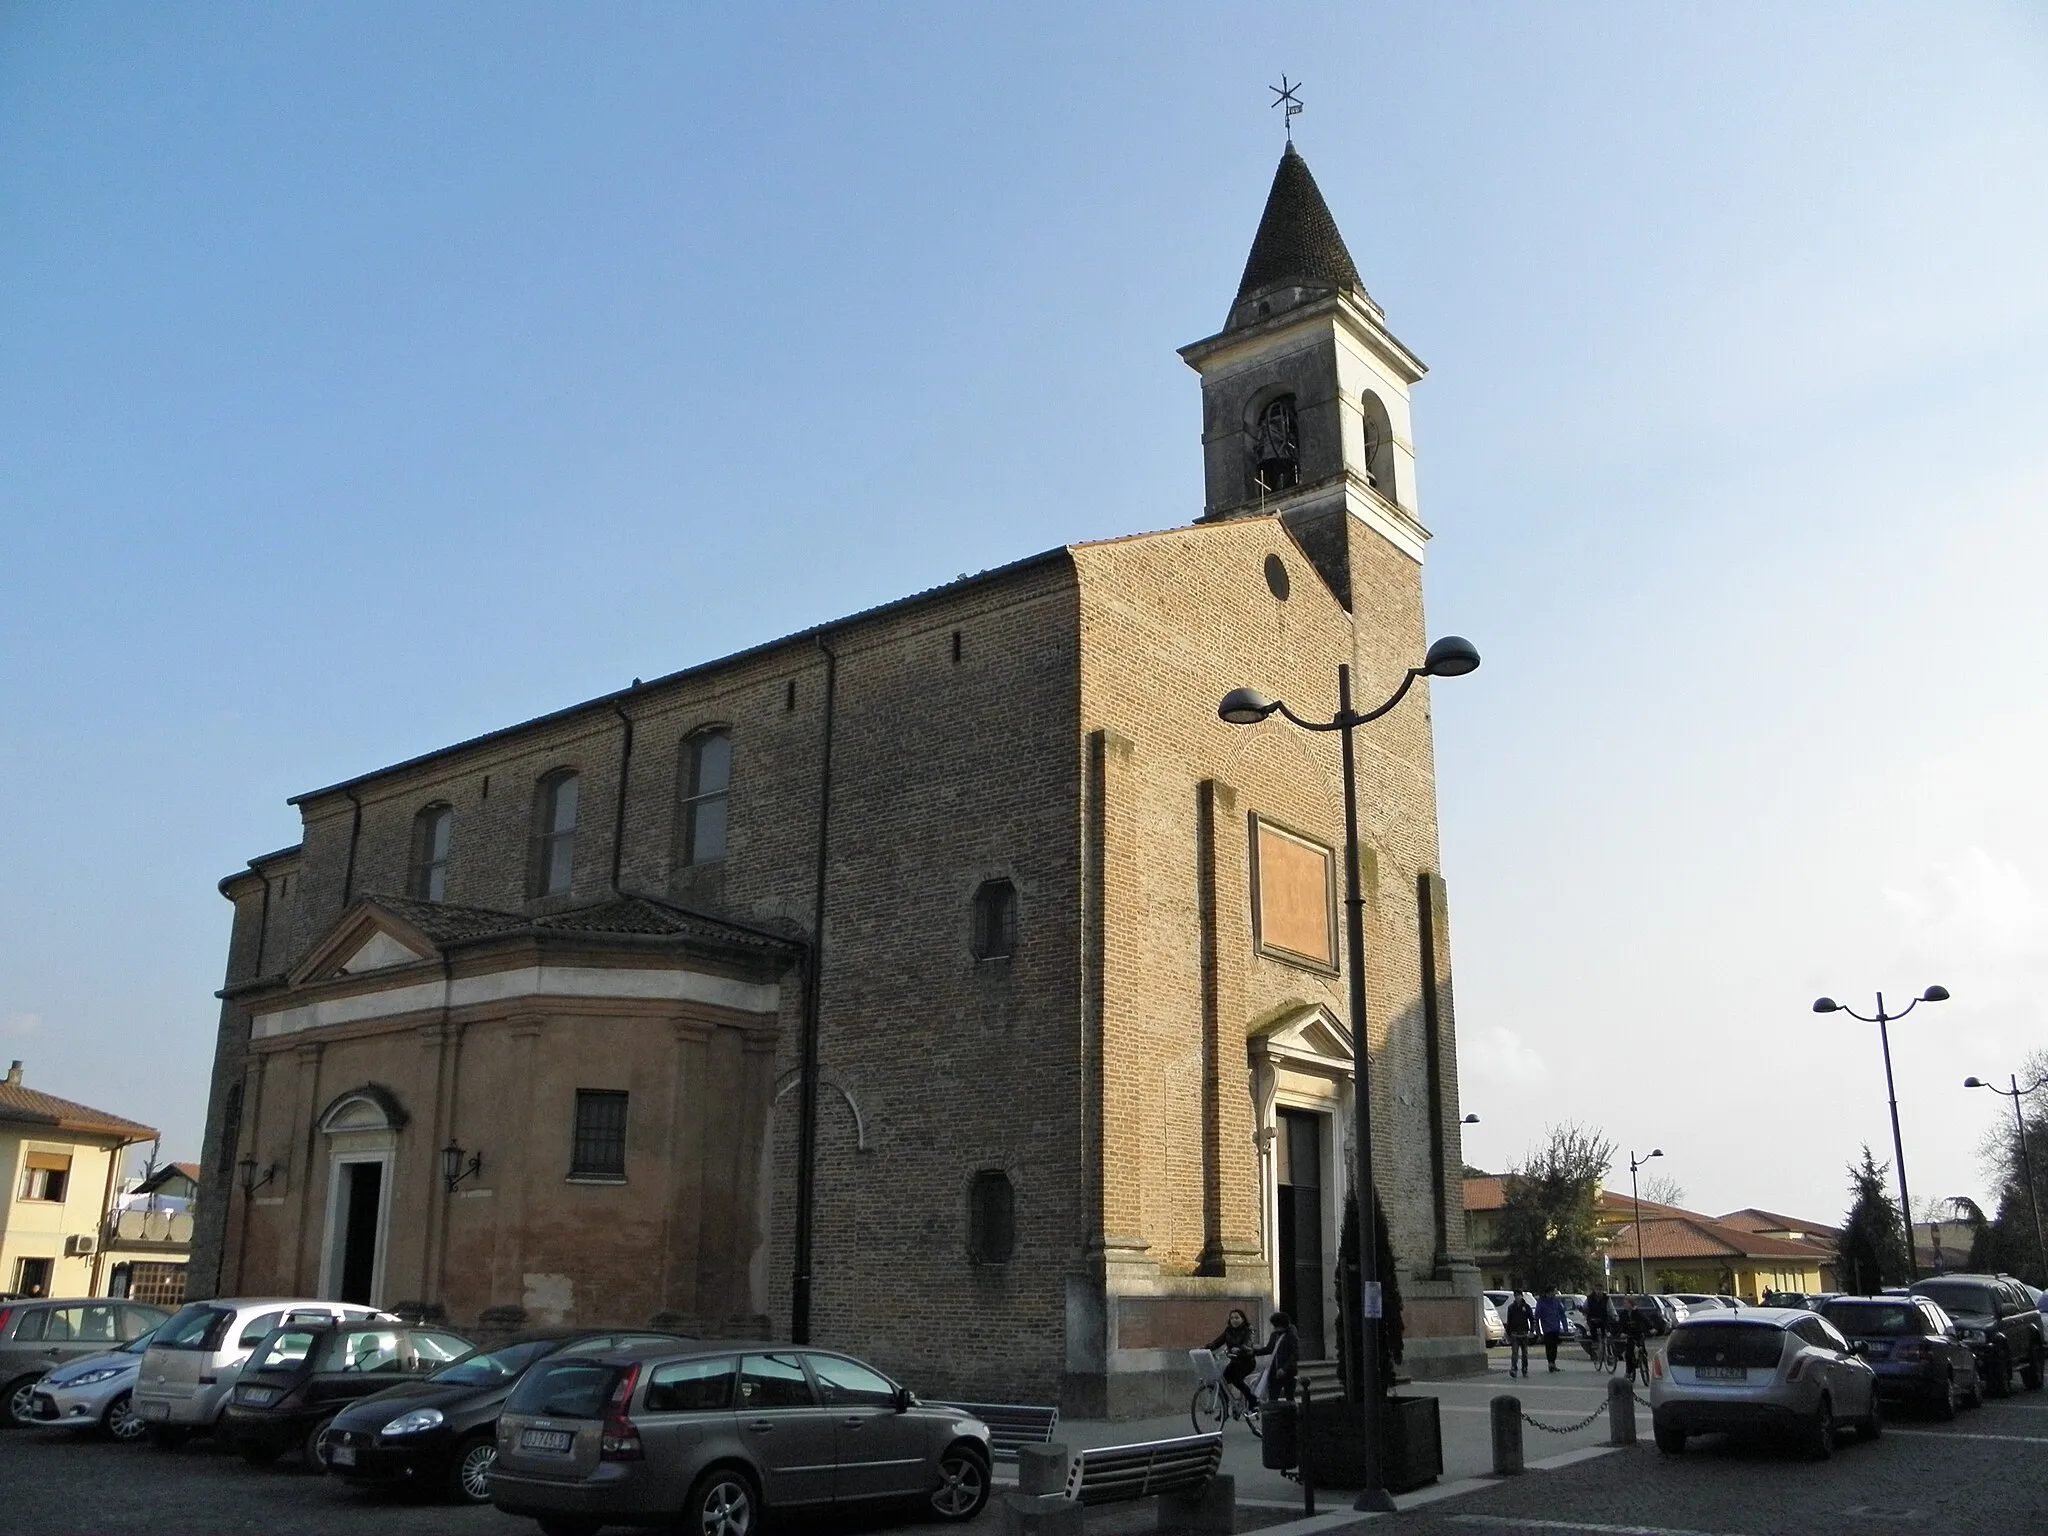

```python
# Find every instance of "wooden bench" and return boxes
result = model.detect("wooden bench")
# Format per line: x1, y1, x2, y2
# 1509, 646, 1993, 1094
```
1063, 1431, 1224, 1505
927, 1401, 1060, 1463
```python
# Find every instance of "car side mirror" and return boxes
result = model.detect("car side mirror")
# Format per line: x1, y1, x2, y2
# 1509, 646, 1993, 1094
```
1845, 1340, 1867, 1356
892, 1385, 913, 1413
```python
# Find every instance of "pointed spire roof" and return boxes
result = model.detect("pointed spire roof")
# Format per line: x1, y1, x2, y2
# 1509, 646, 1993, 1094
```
1233, 144, 1367, 307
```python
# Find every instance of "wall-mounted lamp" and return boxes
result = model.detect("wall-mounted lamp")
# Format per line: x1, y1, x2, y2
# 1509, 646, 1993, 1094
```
442, 1139, 483, 1194
1461, 1113, 1481, 1125
237, 1156, 278, 1195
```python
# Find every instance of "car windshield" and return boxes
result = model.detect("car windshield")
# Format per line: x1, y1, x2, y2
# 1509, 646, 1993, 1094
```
315, 1329, 405, 1373
1667, 1323, 1788, 1369
1916, 1282, 1997, 1318
152, 1304, 233, 1350
1820, 1302, 1925, 1337
431, 1338, 559, 1386
121, 1327, 160, 1355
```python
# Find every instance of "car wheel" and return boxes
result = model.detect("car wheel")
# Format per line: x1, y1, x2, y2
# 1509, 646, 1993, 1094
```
1934, 1373, 1958, 1422
1988, 1349, 2013, 1399
1806, 1395, 1834, 1461
447, 1432, 497, 1505
303, 1415, 336, 1471
1855, 1397, 1882, 1442
684, 1467, 756, 1536
928, 1442, 991, 1523
1963, 1364, 1984, 1410
2024, 1341, 2044, 1392
102, 1390, 147, 1443
2, 1374, 41, 1428
145, 1425, 190, 1450
1654, 1424, 1686, 1454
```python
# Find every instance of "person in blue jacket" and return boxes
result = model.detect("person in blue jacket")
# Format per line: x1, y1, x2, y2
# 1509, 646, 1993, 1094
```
1535, 1288, 1570, 1372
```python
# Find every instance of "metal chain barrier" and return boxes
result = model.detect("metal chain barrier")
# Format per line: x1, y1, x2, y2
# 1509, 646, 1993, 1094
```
1519, 1401, 1610, 1435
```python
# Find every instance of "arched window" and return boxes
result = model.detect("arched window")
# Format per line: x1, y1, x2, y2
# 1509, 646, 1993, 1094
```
967, 1170, 1016, 1264
1252, 394, 1299, 494
970, 879, 1017, 959
1358, 391, 1396, 501
532, 771, 579, 898
679, 729, 732, 867
408, 803, 454, 903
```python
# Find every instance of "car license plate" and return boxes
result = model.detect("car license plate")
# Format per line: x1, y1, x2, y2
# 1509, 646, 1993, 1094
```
31, 1394, 55, 1417
520, 1428, 573, 1452
1696, 1366, 1747, 1381
330, 1444, 356, 1467
142, 1401, 169, 1420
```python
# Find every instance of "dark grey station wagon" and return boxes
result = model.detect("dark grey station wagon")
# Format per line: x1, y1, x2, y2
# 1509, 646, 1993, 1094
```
490, 1340, 991, 1536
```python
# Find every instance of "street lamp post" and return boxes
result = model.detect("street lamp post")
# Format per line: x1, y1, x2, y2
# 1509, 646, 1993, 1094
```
1965, 1073, 2048, 1282
1628, 1149, 1663, 1295
1813, 986, 1948, 1280
1219, 635, 1480, 1515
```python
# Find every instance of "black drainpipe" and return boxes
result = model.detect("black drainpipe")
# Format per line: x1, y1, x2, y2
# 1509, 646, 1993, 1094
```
340, 790, 364, 903
253, 866, 273, 976
791, 635, 837, 1344
608, 696, 636, 891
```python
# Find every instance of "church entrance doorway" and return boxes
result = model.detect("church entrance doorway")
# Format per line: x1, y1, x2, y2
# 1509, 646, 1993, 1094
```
329, 1160, 385, 1305
1275, 1108, 1327, 1358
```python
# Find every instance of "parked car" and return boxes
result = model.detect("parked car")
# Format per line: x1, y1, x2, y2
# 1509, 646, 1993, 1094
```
0, 1298, 168, 1427
491, 1340, 994, 1535
1649, 1307, 1881, 1457
134, 1297, 383, 1446
222, 1312, 476, 1467
1480, 1296, 1505, 1346
323, 1328, 685, 1504
1818, 1295, 1980, 1419
1909, 1275, 2046, 1397
1673, 1294, 1737, 1315
1618, 1294, 1678, 1336
22, 1325, 160, 1441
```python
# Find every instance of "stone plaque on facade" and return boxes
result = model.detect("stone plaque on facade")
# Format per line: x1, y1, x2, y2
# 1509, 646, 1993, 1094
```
1251, 815, 1337, 969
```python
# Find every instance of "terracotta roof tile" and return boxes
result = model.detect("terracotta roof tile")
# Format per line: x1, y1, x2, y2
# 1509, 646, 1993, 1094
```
0, 1082, 157, 1141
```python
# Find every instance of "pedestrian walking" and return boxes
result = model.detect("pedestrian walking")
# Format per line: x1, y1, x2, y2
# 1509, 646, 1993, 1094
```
1254, 1311, 1300, 1403
1505, 1290, 1535, 1378
1536, 1287, 1569, 1372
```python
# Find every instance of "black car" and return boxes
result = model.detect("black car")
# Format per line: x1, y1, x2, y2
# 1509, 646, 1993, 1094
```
1909, 1275, 2046, 1398
322, 1329, 685, 1504
1818, 1295, 1981, 1419
220, 1313, 477, 1466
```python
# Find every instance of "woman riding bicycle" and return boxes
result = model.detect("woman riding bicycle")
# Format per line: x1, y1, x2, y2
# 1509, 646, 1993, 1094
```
1206, 1308, 1258, 1408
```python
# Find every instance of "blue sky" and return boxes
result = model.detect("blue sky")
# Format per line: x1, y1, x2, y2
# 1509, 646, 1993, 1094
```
4, 4, 2045, 1229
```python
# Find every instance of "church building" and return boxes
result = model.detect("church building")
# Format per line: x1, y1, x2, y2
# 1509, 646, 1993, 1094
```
189, 143, 1486, 1413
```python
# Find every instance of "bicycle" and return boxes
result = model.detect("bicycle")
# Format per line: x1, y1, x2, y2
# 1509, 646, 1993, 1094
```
1619, 1331, 1651, 1387
1188, 1349, 1263, 1438
1582, 1327, 1618, 1373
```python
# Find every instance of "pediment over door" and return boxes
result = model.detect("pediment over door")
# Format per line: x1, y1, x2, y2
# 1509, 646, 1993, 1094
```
1248, 1004, 1355, 1080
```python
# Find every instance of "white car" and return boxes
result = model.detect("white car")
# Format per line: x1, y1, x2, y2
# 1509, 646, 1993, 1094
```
1481, 1295, 1505, 1345
135, 1297, 381, 1446
1650, 1307, 1881, 1458
25, 1327, 158, 1441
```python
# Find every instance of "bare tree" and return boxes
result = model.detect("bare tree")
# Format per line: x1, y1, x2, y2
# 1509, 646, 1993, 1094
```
1638, 1173, 1687, 1209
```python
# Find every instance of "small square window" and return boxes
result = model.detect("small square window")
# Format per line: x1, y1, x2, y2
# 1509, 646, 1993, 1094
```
570, 1090, 628, 1180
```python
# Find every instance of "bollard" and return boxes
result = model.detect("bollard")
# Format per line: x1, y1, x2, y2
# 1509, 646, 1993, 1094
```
1298, 1380, 1314, 1517
1607, 1375, 1636, 1446
1490, 1395, 1524, 1475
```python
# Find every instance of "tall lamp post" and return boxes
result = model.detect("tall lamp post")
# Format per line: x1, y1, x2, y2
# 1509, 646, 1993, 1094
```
1628, 1149, 1663, 1295
1965, 1072, 2048, 1282
1219, 634, 1481, 1514
1813, 986, 1948, 1280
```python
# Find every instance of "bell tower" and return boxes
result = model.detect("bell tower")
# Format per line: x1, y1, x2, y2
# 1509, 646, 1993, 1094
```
1179, 145, 1430, 606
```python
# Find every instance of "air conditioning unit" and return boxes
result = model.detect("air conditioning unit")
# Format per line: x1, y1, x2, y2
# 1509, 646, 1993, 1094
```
65, 1234, 97, 1257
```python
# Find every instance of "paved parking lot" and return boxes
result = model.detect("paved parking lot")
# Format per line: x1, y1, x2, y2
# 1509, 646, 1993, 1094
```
5, 1375, 2044, 1536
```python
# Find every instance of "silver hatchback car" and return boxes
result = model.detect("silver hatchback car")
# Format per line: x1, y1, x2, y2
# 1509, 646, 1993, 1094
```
490, 1340, 992, 1536
1650, 1307, 1880, 1457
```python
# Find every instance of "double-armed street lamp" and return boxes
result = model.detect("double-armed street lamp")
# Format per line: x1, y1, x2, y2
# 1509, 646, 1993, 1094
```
1628, 1148, 1664, 1295
1965, 1072, 2048, 1281
1219, 635, 1480, 1514
1813, 985, 1949, 1279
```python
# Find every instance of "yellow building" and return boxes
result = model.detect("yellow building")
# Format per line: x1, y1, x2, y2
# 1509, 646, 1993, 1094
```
1, 1062, 159, 1299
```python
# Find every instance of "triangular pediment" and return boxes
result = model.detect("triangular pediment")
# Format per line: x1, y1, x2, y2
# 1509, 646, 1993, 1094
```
288, 900, 446, 987
1252, 1004, 1354, 1066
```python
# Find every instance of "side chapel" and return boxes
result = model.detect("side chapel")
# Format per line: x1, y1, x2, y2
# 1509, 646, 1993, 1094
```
190, 143, 1486, 1413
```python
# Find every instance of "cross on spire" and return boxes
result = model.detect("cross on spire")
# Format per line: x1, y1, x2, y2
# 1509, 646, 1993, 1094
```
1270, 76, 1304, 143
